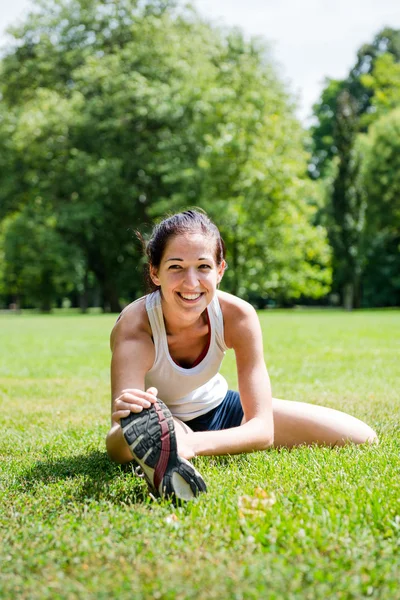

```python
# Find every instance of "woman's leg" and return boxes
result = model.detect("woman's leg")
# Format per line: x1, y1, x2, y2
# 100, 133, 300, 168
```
174, 401, 378, 453
173, 417, 196, 458
271, 398, 378, 448
173, 417, 193, 436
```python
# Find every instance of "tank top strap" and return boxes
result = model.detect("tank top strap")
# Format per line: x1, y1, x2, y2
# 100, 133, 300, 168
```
209, 294, 228, 352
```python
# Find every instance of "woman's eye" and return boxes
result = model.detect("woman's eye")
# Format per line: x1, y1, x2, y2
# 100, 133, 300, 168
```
168, 264, 182, 270
199, 264, 212, 269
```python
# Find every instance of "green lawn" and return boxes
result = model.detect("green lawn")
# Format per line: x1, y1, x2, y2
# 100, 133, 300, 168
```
1, 310, 399, 599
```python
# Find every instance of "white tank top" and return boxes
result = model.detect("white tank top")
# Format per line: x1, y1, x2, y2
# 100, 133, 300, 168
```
144, 290, 228, 421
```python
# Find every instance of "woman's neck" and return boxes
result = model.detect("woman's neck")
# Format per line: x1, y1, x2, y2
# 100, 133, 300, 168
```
161, 301, 208, 336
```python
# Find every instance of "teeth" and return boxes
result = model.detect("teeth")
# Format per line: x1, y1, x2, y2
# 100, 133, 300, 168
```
180, 293, 201, 300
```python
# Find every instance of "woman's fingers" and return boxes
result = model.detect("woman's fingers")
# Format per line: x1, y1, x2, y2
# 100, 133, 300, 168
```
120, 388, 157, 404
117, 393, 151, 408
115, 398, 149, 412
113, 388, 158, 423
112, 409, 131, 421
112, 401, 146, 422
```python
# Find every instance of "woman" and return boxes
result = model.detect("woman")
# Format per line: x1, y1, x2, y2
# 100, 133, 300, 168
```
106, 210, 377, 501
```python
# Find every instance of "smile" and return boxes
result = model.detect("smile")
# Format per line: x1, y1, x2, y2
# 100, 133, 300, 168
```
178, 293, 203, 301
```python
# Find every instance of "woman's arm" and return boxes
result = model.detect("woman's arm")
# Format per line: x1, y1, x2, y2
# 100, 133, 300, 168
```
106, 302, 156, 463
183, 294, 274, 457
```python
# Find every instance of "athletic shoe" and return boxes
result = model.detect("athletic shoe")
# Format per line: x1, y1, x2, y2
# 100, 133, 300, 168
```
120, 398, 207, 501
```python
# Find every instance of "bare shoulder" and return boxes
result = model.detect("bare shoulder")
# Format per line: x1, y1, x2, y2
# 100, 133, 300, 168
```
110, 296, 155, 396
217, 290, 260, 349
110, 296, 152, 352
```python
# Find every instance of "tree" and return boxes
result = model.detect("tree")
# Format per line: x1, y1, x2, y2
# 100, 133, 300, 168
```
148, 31, 332, 302
311, 28, 400, 179
1, 0, 217, 310
0, 0, 331, 309
0, 207, 83, 311
327, 90, 369, 309
356, 109, 400, 307
310, 27, 400, 308
361, 53, 400, 118
362, 108, 400, 233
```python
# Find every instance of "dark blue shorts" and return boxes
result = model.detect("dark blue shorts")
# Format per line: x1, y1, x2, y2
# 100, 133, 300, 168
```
185, 390, 243, 431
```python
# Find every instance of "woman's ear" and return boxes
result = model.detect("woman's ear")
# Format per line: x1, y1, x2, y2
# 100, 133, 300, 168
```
217, 260, 226, 284
149, 265, 160, 287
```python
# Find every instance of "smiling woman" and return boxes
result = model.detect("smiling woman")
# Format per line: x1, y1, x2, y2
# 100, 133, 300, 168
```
106, 210, 377, 501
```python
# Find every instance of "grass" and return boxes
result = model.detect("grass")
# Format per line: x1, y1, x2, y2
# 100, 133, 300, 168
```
0, 309, 399, 599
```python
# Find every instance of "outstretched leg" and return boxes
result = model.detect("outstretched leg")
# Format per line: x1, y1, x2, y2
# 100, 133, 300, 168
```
271, 398, 378, 448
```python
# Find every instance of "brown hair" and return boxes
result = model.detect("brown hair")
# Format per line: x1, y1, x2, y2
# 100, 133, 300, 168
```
140, 210, 226, 292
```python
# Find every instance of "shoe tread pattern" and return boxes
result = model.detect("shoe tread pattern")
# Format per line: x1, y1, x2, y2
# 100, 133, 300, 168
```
122, 401, 175, 468
121, 399, 207, 500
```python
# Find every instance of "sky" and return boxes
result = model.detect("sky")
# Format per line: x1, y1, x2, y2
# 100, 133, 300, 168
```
1, 0, 400, 123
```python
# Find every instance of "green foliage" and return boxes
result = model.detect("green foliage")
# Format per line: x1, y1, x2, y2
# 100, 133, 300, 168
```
357, 109, 400, 306
361, 53, 400, 119
328, 92, 368, 308
311, 28, 400, 178
310, 27, 400, 308
0, 0, 330, 310
362, 108, 400, 229
146, 32, 332, 301
309, 78, 348, 179
350, 26, 400, 117
0, 207, 84, 310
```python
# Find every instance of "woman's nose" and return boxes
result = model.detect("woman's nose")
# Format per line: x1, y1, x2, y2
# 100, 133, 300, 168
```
183, 267, 199, 288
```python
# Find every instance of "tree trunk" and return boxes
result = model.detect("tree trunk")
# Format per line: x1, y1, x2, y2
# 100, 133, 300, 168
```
40, 298, 52, 312
353, 273, 362, 309
10, 294, 21, 311
102, 281, 121, 313
79, 269, 89, 313
40, 270, 53, 312
231, 228, 239, 296
88, 257, 121, 313
343, 283, 354, 311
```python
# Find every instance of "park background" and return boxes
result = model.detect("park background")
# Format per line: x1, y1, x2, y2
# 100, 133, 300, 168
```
0, 0, 399, 312
1, 2, 400, 599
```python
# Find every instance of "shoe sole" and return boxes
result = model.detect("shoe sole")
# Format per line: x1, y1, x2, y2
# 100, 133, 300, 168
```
120, 399, 207, 501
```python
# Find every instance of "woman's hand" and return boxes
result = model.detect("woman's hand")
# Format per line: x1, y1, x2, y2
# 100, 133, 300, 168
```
176, 433, 196, 461
112, 387, 158, 423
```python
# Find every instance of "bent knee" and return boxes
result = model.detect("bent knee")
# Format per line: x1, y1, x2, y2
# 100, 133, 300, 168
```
351, 424, 378, 446
363, 427, 379, 445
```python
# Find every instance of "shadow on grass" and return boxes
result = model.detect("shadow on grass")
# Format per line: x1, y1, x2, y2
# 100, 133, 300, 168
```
19, 451, 149, 505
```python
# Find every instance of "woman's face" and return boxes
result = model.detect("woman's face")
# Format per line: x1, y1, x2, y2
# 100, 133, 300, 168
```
149, 232, 225, 316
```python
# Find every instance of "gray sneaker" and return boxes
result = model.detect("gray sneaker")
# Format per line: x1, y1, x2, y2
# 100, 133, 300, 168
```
120, 398, 207, 501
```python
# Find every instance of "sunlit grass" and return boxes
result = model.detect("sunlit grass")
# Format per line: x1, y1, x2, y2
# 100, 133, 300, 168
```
0, 310, 399, 599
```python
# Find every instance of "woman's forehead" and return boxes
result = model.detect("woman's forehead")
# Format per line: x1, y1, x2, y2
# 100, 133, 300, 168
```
162, 232, 215, 260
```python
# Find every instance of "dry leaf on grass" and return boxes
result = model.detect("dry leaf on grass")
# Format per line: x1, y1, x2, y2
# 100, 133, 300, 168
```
238, 487, 276, 518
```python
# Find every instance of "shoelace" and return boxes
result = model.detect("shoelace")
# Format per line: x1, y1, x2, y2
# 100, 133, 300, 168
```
132, 463, 157, 501
133, 464, 145, 478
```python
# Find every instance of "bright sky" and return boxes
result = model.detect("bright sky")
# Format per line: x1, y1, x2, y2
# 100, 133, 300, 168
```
1, 0, 400, 123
